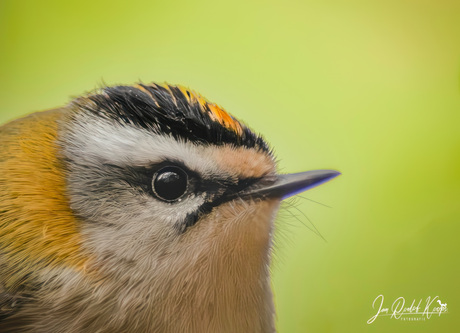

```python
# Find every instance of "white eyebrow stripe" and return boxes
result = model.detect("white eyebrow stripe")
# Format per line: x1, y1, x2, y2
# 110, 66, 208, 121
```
64, 114, 228, 178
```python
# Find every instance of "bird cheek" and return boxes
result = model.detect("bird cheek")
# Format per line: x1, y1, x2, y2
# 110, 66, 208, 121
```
185, 199, 281, 258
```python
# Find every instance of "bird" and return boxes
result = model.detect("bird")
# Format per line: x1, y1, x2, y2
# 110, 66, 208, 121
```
0, 83, 340, 332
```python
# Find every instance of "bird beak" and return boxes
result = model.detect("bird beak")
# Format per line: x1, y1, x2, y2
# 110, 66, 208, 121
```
241, 170, 341, 200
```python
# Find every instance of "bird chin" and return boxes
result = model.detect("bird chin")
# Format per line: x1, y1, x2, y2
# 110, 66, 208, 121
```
68, 198, 281, 332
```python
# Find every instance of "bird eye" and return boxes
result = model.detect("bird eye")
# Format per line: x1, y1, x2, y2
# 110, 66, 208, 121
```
152, 166, 188, 202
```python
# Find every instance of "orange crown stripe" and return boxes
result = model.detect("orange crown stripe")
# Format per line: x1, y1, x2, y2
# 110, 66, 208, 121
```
176, 85, 243, 135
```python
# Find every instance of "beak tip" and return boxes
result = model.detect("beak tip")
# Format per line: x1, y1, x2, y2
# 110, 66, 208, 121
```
303, 168, 341, 188
327, 170, 341, 180
279, 169, 341, 200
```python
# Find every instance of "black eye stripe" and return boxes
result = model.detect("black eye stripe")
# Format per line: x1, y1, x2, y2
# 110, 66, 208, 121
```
103, 162, 259, 197
178, 177, 263, 232
102, 161, 261, 231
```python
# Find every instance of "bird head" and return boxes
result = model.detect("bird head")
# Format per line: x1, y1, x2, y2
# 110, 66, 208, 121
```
0, 83, 339, 332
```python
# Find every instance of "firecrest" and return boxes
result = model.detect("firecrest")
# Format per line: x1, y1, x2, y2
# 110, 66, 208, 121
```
0, 83, 339, 332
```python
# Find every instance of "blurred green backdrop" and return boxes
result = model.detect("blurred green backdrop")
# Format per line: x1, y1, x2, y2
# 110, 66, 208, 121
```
1, 0, 459, 332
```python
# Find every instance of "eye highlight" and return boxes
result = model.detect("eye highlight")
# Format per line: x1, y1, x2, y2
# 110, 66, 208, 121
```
152, 166, 188, 202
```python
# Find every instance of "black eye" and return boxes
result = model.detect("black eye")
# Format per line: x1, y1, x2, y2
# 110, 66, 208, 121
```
152, 166, 188, 202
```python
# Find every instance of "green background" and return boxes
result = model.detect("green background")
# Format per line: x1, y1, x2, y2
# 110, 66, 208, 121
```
1, 1, 459, 332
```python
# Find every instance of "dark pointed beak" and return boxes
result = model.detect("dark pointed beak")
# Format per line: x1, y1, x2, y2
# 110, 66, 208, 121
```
241, 170, 341, 200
